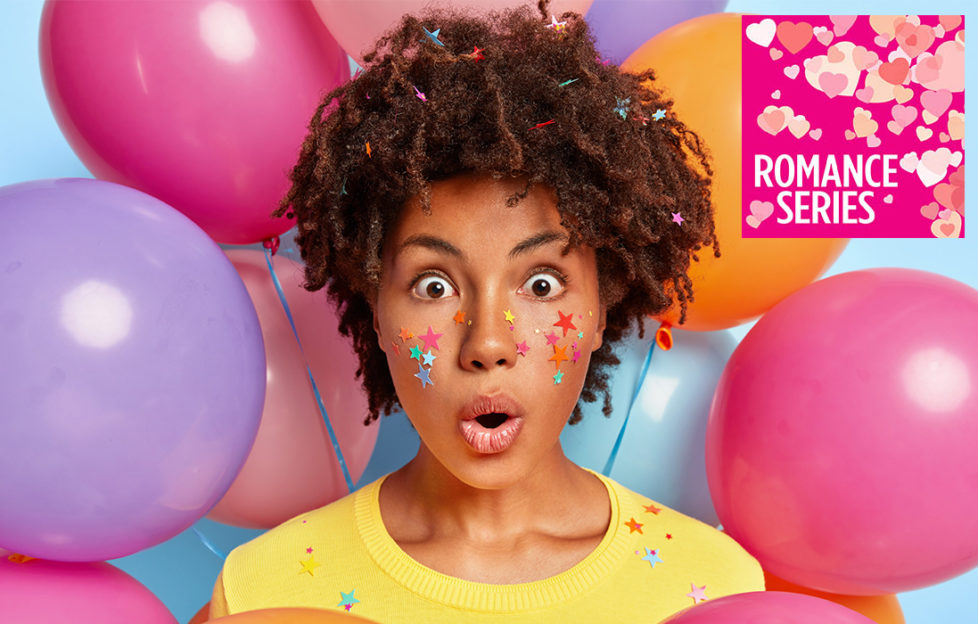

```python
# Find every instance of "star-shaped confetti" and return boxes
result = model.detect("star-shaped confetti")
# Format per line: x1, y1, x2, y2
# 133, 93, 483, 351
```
414, 362, 433, 388
391, 341, 400, 356
503, 309, 516, 324
419, 325, 444, 351
516, 340, 530, 356
306, 547, 314, 554
422, 349, 437, 367
577, 330, 584, 340
469, 46, 484, 61
644, 503, 662, 514
409, 345, 423, 361
366, 141, 372, 158
399, 327, 413, 341
422, 27, 444, 46
666, 533, 673, 540
338, 590, 360, 611
553, 310, 577, 336
615, 97, 631, 120
414, 85, 427, 102
549, 344, 569, 370
641, 547, 662, 568
529, 119, 555, 130
571, 348, 581, 363
687, 584, 708, 604
545, 15, 567, 32
553, 370, 564, 384
671, 211, 684, 225
453, 310, 466, 324
625, 517, 644, 534
652, 108, 667, 121
545, 331, 559, 345
299, 555, 321, 576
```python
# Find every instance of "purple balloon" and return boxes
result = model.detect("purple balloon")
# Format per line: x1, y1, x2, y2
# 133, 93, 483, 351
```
585, 0, 729, 63
661, 592, 875, 624
0, 179, 265, 561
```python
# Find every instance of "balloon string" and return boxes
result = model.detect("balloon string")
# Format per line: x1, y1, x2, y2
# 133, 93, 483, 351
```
602, 337, 656, 476
191, 526, 228, 561
263, 246, 355, 494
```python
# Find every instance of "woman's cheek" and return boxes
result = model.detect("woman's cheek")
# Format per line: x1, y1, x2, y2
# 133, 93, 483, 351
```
512, 305, 598, 388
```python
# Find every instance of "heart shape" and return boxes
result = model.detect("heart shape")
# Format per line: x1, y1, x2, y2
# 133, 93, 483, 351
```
826, 45, 845, 63
878, 58, 910, 85
869, 15, 901, 38
914, 54, 942, 85
853, 110, 878, 138
784, 65, 800, 79
855, 86, 875, 103
886, 120, 905, 135
920, 201, 941, 220
891, 104, 918, 128
899, 152, 920, 173
867, 134, 882, 148
771, 89, 782, 99
939, 132, 950, 142
815, 29, 834, 46
830, 15, 857, 37
894, 86, 914, 104
746, 18, 777, 47
757, 109, 787, 135
776, 20, 814, 54
918, 149, 951, 187
874, 34, 891, 48
749, 199, 774, 221
895, 21, 936, 59
917, 126, 935, 141
845, 129, 856, 140
819, 72, 848, 98
934, 181, 960, 210
769, 48, 784, 61
939, 15, 963, 33
930, 210, 961, 238
788, 115, 811, 139
852, 45, 880, 70
808, 128, 823, 140
921, 89, 953, 120
883, 194, 894, 204
947, 112, 964, 140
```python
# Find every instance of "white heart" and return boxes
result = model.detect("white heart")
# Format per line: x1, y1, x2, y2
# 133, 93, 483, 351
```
746, 18, 777, 47
950, 151, 963, 167
899, 152, 919, 173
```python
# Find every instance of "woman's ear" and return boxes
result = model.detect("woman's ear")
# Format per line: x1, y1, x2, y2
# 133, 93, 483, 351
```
591, 302, 608, 352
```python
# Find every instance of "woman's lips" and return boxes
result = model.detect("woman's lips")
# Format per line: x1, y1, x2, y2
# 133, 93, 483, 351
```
458, 394, 525, 454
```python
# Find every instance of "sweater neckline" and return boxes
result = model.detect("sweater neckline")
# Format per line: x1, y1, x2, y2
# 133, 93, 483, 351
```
354, 469, 626, 612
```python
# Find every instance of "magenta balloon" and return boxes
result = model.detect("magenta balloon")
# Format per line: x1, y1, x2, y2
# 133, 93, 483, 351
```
661, 591, 875, 624
311, 0, 594, 64
0, 179, 265, 561
39, 0, 350, 244
0, 557, 177, 624
707, 268, 978, 594
585, 0, 728, 63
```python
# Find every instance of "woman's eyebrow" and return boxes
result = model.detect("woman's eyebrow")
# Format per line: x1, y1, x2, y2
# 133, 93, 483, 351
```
397, 234, 463, 259
508, 231, 568, 259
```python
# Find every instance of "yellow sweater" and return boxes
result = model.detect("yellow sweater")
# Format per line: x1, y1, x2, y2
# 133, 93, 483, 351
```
211, 471, 764, 622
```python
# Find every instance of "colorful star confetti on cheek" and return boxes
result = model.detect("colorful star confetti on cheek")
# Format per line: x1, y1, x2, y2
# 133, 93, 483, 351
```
503, 309, 516, 324
391, 341, 400, 356
453, 310, 466, 324
625, 517, 644, 534
640, 547, 663, 568
553, 310, 577, 336
577, 330, 584, 340
298, 555, 321, 576
409, 345, 423, 361
672, 212, 684, 225
687, 584, 708, 604
419, 325, 444, 351
399, 327, 414, 341
549, 344, 569, 370
571, 348, 581, 363
553, 370, 564, 384
338, 590, 360, 611
414, 362, 433, 388
422, 349, 437, 367
516, 340, 530, 356
545, 331, 559, 346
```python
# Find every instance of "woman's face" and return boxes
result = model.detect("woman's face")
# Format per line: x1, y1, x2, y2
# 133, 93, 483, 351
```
374, 173, 606, 489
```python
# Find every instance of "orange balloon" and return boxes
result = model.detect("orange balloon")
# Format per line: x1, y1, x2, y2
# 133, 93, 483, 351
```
622, 13, 849, 331
212, 607, 379, 623
764, 571, 906, 624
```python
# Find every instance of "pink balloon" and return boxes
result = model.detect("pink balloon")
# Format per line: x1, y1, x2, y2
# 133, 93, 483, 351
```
207, 250, 378, 529
707, 269, 978, 595
0, 556, 177, 624
661, 591, 875, 624
40, 0, 349, 244
311, 0, 594, 64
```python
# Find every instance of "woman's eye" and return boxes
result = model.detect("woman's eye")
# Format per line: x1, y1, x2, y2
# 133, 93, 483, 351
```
521, 272, 564, 298
413, 275, 457, 299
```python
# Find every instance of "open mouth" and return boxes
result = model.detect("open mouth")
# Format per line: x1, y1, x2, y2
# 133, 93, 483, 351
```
474, 412, 509, 429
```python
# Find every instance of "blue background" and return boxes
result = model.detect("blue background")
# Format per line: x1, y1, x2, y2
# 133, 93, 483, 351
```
1, 0, 974, 622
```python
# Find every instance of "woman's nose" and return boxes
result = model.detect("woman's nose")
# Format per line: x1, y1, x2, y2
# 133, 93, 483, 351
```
458, 297, 516, 371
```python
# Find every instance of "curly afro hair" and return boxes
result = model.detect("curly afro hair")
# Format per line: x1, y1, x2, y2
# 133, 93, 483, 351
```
276, 0, 719, 426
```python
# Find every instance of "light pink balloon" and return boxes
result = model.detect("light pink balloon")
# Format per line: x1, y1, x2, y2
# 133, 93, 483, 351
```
40, 0, 350, 244
311, 0, 594, 64
707, 268, 978, 595
208, 250, 378, 529
661, 592, 874, 624
0, 556, 177, 624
